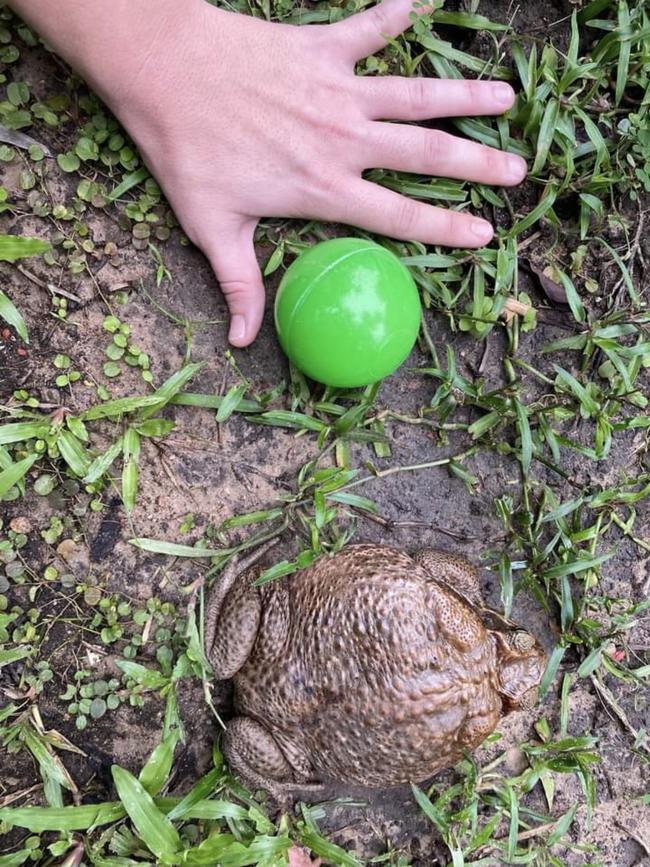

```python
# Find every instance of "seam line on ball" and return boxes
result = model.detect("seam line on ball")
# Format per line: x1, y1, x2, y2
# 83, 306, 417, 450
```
284, 244, 379, 347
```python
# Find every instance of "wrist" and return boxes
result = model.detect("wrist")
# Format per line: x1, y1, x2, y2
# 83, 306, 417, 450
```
7, 0, 211, 115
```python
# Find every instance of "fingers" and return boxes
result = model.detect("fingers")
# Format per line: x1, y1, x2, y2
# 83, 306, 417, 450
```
203, 219, 265, 347
331, 0, 433, 62
330, 178, 494, 247
365, 125, 528, 185
359, 76, 516, 121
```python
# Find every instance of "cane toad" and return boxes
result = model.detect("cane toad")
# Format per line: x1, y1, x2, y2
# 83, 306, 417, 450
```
205, 544, 545, 801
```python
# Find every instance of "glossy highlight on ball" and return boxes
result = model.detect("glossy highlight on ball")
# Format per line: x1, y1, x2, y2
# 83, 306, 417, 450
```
274, 238, 421, 388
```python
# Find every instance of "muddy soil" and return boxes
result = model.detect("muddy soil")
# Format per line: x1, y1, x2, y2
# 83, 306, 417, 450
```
1, 1, 649, 865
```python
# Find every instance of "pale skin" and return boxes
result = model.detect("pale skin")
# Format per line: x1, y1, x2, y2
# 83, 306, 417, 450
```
9, 0, 527, 346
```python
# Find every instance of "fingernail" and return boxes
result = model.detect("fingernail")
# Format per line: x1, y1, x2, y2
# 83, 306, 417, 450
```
229, 314, 246, 344
508, 154, 528, 183
493, 83, 515, 107
470, 220, 493, 244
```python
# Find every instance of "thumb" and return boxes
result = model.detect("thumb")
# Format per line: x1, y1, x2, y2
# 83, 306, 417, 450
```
332, 0, 435, 62
204, 218, 265, 348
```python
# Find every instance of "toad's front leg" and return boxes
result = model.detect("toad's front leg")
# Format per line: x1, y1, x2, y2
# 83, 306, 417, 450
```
205, 542, 277, 679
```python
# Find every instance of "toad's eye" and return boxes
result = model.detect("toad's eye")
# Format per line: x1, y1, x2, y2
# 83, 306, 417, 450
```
512, 631, 536, 653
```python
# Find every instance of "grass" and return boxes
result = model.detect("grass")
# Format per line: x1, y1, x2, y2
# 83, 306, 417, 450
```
0, 0, 649, 864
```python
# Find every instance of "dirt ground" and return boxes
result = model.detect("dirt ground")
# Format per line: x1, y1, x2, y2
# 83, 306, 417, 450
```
1, 1, 649, 865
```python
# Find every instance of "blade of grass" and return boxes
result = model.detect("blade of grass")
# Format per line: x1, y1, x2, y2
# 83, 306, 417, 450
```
556, 270, 586, 324
326, 491, 379, 513
139, 732, 179, 796
57, 429, 91, 477
0, 646, 31, 667
0, 851, 30, 866
122, 455, 138, 512
539, 645, 566, 698
514, 400, 532, 476
128, 538, 230, 557
0, 235, 50, 262
83, 436, 124, 484
433, 10, 509, 30
0, 453, 39, 498
506, 784, 519, 861
0, 422, 50, 445
615, 1, 631, 104
295, 831, 362, 867
250, 410, 326, 432
0, 797, 251, 833
421, 35, 511, 79
0, 289, 29, 342
0, 803, 126, 833
544, 551, 613, 579
81, 394, 165, 421
507, 185, 558, 237
220, 508, 284, 530
111, 765, 181, 861
577, 646, 603, 677
532, 98, 559, 175
170, 392, 262, 413
166, 768, 224, 821
411, 784, 449, 837
114, 661, 170, 690
139, 362, 203, 420
216, 384, 248, 423
106, 167, 150, 202
547, 804, 579, 847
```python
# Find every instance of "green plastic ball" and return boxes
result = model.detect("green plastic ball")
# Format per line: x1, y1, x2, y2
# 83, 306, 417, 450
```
274, 238, 421, 388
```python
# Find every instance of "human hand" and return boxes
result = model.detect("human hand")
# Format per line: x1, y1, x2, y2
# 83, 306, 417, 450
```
11, 0, 527, 346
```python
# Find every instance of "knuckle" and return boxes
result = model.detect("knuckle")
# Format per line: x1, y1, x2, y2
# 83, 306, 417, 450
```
305, 94, 360, 143
309, 24, 349, 68
218, 279, 251, 301
391, 197, 421, 238
369, 3, 392, 37
465, 78, 483, 106
443, 209, 458, 240
321, 171, 345, 197
423, 131, 447, 167
407, 77, 430, 116
314, 115, 350, 141
481, 145, 501, 177
312, 171, 339, 199
297, 168, 344, 214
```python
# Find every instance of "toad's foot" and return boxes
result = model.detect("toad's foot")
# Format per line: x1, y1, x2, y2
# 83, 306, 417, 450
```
414, 548, 483, 606
224, 717, 328, 811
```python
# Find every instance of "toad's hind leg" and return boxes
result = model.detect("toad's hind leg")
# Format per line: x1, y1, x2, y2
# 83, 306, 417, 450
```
205, 542, 276, 679
413, 548, 482, 606
224, 717, 327, 808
